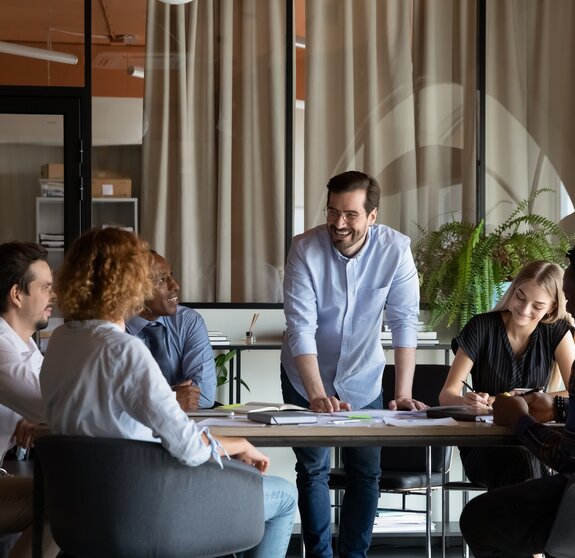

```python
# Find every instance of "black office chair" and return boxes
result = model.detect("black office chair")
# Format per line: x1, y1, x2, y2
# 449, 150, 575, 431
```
545, 473, 575, 558
440, 375, 487, 558
33, 435, 265, 558
441, 476, 485, 558
328, 364, 452, 558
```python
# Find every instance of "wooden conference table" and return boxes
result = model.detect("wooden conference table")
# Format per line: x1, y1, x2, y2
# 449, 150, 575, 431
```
206, 419, 532, 557
206, 418, 520, 447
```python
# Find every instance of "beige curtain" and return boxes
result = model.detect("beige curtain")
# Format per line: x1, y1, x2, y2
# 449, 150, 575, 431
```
142, 0, 285, 302
486, 0, 575, 230
304, 0, 477, 238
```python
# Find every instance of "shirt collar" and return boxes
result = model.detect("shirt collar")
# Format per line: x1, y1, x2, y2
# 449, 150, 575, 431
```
0, 316, 37, 354
327, 224, 373, 262
125, 314, 167, 335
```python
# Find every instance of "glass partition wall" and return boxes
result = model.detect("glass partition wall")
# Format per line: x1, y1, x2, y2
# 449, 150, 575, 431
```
0, 0, 573, 304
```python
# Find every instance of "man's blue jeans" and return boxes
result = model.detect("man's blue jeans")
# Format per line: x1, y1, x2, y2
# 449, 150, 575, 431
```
281, 369, 382, 558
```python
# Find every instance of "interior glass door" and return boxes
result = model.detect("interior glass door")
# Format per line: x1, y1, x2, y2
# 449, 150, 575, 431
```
0, 113, 65, 270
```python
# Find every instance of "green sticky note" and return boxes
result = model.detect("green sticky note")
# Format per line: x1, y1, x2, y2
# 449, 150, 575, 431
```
347, 414, 372, 419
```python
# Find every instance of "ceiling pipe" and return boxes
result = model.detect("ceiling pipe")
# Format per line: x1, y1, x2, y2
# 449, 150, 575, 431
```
0, 41, 78, 65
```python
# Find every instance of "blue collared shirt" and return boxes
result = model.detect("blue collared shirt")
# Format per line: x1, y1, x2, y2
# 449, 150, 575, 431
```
281, 223, 420, 409
126, 306, 216, 408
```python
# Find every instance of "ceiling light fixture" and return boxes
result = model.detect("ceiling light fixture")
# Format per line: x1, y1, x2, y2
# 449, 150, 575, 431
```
0, 41, 78, 65
127, 65, 145, 79
158, 0, 195, 4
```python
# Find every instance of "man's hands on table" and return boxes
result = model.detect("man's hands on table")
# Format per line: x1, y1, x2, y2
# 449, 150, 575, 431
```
309, 396, 352, 413
388, 397, 427, 411
492, 393, 529, 427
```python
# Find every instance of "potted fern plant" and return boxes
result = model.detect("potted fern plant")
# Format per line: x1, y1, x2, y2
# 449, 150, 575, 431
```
414, 189, 574, 331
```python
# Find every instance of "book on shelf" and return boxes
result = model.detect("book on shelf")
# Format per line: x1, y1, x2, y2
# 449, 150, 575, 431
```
208, 330, 230, 344
216, 401, 310, 414
380, 333, 439, 345
372, 522, 435, 533
383, 321, 427, 332
380, 331, 437, 340
39, 233, 64, 241
372, 509, 435, 533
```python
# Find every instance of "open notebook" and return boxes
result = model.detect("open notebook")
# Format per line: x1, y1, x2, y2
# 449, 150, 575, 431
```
216, 401, 309, 414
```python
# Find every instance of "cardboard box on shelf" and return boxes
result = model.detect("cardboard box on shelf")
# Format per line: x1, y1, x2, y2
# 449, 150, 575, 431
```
40, 163, 64, 180
91, 171, 132, 197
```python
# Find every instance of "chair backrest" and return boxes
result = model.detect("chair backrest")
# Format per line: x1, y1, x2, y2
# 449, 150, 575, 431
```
545, 474, 575, 558
381, 364, 452, 474
33, 435, 265, 558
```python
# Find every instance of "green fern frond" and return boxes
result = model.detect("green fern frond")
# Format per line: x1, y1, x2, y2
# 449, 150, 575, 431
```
414, 188, 575, 332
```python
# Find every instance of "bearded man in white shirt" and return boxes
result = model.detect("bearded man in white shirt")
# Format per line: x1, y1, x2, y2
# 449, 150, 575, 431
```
0, 241, 57, 558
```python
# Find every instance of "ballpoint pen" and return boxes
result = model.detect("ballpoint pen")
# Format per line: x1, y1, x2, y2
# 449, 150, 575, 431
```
517, 387, 544, 396
462, 380, 492, 409
461, 379, 475, 392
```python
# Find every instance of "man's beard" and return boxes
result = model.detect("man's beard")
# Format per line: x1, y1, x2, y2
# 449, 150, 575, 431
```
35, 318, 49, 331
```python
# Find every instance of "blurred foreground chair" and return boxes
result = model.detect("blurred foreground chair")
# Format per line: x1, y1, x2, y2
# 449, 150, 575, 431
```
544, 473, 575, 558
33, 435, 265, 558
328, 364, 453, 558
441, 475, 486, 558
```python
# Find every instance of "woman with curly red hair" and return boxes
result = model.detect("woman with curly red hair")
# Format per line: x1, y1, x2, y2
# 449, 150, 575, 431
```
40, 227, 296, 558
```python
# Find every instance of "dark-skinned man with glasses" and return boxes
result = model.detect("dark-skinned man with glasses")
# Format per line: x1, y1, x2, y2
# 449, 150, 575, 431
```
280, 170, 424, 558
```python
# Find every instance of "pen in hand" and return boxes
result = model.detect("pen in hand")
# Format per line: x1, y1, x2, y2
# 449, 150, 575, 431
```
517, 387, 544, 396
461, 379, 475, 392
461, 379, 491, 408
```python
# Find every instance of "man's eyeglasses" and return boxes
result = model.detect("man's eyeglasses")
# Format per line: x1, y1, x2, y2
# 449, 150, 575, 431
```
323, 207, 367, 225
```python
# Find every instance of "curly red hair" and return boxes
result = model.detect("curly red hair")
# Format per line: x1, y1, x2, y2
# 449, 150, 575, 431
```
56, 227, 153, 322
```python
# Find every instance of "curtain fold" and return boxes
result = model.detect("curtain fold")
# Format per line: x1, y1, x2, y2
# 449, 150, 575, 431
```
142, 0, 285, 302
487, 0, 575, 228
304, 0, 477, 238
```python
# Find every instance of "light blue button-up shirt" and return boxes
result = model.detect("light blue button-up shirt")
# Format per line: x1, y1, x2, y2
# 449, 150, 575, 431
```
281, 223, 420, 409
126, 306, 216, 408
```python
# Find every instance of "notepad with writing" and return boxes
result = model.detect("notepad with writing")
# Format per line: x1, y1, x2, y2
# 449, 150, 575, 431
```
216, 401, 310, 414
247, 410, 318, 425
426, 405, 492, 422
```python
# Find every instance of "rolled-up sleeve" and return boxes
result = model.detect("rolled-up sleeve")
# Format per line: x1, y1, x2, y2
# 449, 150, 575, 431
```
284, 241, 319, 357
384, 246, 420, 348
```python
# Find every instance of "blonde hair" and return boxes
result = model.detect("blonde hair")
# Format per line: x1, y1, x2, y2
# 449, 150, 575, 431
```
492, 260, 570, 324
492, 260, 571, 392
56, 227, 153, 322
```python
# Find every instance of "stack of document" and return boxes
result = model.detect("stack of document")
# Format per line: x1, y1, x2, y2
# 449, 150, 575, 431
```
208, 331, 230, 345
373, 509, 435, 533
39, 233, 64, 248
